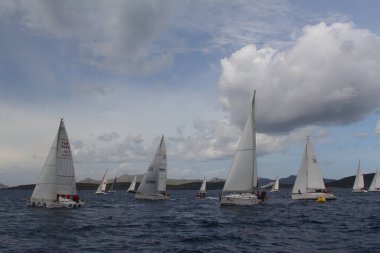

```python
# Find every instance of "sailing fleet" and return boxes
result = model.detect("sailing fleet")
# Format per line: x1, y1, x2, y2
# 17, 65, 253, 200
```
26, 91, 379, 209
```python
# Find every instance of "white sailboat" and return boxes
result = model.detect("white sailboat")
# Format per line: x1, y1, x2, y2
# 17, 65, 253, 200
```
196, 176, 207, 198
108, 177, 117, 193
220, 91, 266, 206
96, 169, 108, 194
28, 119, 83, 208
135, 135, 170, 200
368, 169, 380, 192
127, 175, 137, 193
291, 137, 336, 200
271, 177, 279, 192
352, 161, 367, 193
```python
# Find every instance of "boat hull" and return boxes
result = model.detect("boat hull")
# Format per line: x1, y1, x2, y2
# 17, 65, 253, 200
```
352, 189, 368, 193
135, 193, 170, 200
220, 193, 263, 206
127, 190, 136, 193
270, 190, 279, 193
368, 189, 380, 192
291, 192, 336, 200
27, 199, 84, 208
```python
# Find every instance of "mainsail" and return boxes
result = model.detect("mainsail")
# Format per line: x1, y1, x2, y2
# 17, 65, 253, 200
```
96, 169, 108, 193
110, 177, 117, 191
223, 91, 257, 193
369, 169, 380, 191
353, 161, 365, 190
292, 137, 325, 194
271, 177, 279, 192
137, 136, 166, 195
199, 176, 207, 193
127, 175, 137, 192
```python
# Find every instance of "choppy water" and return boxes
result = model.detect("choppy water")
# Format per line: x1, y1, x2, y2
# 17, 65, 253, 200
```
0, 188, 379, 252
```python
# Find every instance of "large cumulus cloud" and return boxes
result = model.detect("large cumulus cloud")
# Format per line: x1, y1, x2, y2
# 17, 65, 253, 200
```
219, 22, 380, 133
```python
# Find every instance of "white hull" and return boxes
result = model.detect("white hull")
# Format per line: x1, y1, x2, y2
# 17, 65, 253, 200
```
28, 198, 84, 208
135, 193, 170, 200
270, 189, 279, 193
352, 189, 367, 193
220, 193, 263, 206
96, 191, 107, 195
291, 192, 336, 200
368, 189, 380, 192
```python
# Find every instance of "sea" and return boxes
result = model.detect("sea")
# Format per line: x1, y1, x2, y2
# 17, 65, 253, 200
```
0, 188, 379, 253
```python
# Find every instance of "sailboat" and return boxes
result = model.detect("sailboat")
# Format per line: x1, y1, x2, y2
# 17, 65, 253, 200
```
352, 161, 367, 193
96, 169, 108, 194
291, 137, 336, 200
135, 135, 170, 200
271, 177, 279, 192
368, 169, 380, 192
27, 119, 83, 208
108, 177, 117, 193
220, 91, 266, 206
196, 176, 207, 198
127, 175, 137, 193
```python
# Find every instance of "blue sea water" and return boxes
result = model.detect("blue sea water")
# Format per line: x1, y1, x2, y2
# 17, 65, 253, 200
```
0, 188, 379, 253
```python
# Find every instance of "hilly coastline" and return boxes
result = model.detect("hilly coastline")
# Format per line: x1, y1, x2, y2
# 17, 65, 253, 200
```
2, 174, 362, 191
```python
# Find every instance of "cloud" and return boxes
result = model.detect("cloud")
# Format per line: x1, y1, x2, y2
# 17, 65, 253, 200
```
219, 22, 380, 133
0, 0, 175, 75
73, 134, 148, 164
353, 132, 369, 138
97, 132, 120, 142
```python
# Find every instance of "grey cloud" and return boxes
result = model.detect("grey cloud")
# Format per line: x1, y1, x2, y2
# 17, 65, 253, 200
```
97, 132, 120, 142
1, 0, 174, 75
219, 22, 380, 134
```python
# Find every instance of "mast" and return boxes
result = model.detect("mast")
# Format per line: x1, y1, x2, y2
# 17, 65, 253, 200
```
252, 90, 257, 190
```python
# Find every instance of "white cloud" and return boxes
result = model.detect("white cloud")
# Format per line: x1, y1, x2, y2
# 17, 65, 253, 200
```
219, 22, 380, 133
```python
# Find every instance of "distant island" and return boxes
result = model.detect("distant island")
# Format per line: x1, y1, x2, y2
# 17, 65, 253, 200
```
1, 173, 376, 190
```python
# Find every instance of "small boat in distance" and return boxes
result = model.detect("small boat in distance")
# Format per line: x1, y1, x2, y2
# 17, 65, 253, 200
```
352, 161, 367, 193
127, 175, 137, 193
220, 91, 266, 206
271, 177, 279, 192
96, 169, 108, 194
291, 137, 336, 200
27, 119, 83, 208
368, 169, 380, 192
135, 135, 170, 200
108, 177, 117, 193
196, 176, 207, 198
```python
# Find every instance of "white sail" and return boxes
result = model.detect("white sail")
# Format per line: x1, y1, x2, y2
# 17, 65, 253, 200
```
199, 176, 207, 193
223, 91, 257, 193
137, 136, 166, 195
31, 132, 59, 202
127, 175, 137, 192
292, 137, 325, 194
96, 169, 108, 193
353, 161, 365, 190
157, 136, 167, 192
271, 177, 279, 192
56, 120, 77, 196
369, 169, 380, 191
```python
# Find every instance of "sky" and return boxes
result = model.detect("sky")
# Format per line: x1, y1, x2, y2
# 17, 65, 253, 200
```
1, 0, 380, 186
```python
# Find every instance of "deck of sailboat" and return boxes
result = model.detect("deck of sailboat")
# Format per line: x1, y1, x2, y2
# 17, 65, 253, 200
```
291, 192, 336, 200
